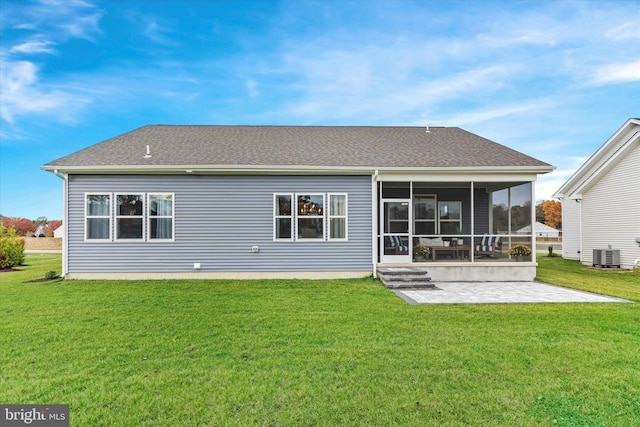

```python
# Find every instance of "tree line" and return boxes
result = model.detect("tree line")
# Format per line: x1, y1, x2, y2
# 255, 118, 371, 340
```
0, 215, 62, 237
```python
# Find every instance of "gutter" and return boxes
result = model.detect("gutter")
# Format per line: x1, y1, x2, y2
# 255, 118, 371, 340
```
41, 164, 556, 175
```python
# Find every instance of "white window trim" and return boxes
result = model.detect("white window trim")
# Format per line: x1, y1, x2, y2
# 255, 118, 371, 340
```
147, 193, 175, 242
296, 193, 325, 241
274, 192, 349, 242
115, 193, 145, 241
328, 193, 348, 241
273, 193, 294, 241
84, 193, 112, 242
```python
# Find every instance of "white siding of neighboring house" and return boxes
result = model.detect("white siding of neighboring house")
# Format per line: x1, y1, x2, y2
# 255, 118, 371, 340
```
558, 130, 629, 261
561, 198, 581, 260
53, 225, 64, 239
578, 126, 638, 184
581, 144, 640, 268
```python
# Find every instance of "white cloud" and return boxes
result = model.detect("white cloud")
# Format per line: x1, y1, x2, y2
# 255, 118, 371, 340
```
10, 40, 57, 54
0, 0, 103, 128
399, 66, 519, 107
429, 100, 552, 127
60, 11, 102, 41
590, 59, 640, 85
478, 31, 557, 48
535, 174, 566, 201
534, 155, 591, 201
605, 22, 640, 41
0, 60, 91, 124
141, 17, 179, 45
143, 19, 162, 41
279, 37, 523, 121
246, 79, 259, 98
6, 0, 104, 42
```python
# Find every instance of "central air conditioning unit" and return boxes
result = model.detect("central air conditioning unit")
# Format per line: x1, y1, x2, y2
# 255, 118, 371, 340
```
593, 249, 621, 268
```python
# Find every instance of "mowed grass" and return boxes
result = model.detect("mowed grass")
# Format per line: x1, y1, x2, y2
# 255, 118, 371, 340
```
1, 255, 639, 426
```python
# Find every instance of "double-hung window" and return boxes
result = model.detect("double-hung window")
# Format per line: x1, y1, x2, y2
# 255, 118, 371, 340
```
274, 193, 347, 241
116, 194, 144, 240
86, 194, 111, 240
149, 194, 174, 240
328, 194, 347, 240
297, 194, 324, 240
85, 192, 174, 241
274, 194, 293, 240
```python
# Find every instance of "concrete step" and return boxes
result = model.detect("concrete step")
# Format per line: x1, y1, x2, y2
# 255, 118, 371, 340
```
383, 281, 437, 290
378, 268, 430, 275
378, 267, 434, 290
379, 274, 429, 281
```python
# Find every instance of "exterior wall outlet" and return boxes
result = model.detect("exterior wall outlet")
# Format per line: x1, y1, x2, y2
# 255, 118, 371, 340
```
193, 263, 201, 270
251, 246, 260, 253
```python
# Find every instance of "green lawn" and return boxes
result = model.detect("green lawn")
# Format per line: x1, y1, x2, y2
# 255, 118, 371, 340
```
1, 255, 639, 426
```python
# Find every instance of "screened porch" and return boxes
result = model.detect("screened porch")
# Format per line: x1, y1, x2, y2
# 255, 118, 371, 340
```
377, 180, 536, 266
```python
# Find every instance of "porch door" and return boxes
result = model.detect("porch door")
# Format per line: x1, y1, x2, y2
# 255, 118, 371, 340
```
380, 199, 411, 263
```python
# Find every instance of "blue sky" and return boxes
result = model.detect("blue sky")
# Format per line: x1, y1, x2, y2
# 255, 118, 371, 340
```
1, 0, 639, 220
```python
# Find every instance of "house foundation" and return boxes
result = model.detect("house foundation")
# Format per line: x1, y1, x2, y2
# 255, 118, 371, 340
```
377, 262, 537, 282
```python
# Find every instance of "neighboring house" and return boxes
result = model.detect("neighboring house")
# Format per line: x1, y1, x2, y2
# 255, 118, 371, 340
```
33, 224, 46, 237
53, 224, 64, 239
43, 125, 553, 281
553, 118, 640, 269
516, 222, 560, 239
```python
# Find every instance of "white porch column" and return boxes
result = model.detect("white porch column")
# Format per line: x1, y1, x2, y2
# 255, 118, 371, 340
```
531, 180, 537, 264
470, 181, 475, 263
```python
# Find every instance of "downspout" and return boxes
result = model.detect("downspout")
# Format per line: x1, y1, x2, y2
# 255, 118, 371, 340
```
53, 170, 68, 277
372, 170, 379, 278
577, 197, 583, 263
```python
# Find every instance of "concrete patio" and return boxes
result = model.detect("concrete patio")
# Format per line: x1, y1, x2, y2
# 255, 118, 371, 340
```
395, 281, 632, 304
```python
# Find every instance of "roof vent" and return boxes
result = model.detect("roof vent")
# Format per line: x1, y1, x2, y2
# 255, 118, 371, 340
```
144, 145, 152, 159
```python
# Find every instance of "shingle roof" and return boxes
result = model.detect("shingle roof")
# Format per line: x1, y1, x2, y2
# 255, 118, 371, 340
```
44, 125, 552, 171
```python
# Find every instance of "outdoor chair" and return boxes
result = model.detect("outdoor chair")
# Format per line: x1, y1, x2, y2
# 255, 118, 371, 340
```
385, 235, 409, 255
475, 234, 502, 257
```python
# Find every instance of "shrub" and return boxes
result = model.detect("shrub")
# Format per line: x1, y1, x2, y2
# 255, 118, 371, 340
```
0, 225, 25, 269
44, 270, 58, 280
547, 245, 560, 257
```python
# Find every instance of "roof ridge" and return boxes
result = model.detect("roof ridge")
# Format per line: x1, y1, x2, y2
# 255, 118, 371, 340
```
145, 124, 450, 128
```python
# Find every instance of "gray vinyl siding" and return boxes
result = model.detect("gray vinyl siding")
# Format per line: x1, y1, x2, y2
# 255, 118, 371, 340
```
67, 174, 372, 273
